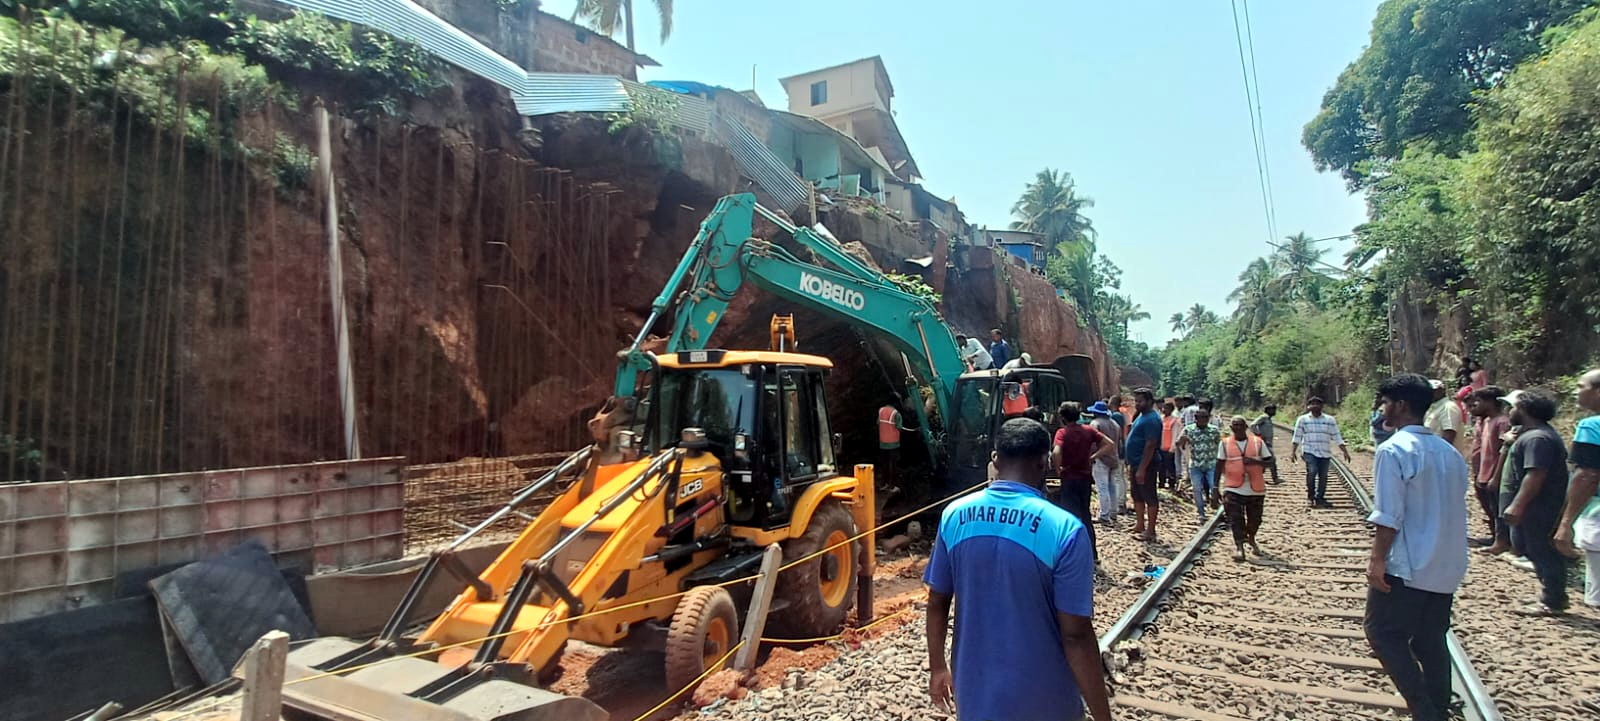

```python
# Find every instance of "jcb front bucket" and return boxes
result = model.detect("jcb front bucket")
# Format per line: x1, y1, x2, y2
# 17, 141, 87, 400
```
249, 638, 607, 721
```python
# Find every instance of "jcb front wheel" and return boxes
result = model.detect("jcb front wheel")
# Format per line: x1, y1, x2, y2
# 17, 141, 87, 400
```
665, 585, 739, 692
768, 501, 857, 639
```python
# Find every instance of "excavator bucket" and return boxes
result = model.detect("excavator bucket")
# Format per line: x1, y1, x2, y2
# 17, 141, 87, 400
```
251, 637, 608, 721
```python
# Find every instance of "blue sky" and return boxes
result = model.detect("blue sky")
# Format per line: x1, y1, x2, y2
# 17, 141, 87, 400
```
542, 0, 1381, 345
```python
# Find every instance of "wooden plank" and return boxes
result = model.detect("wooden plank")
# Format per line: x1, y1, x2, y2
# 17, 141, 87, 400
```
1146, 659, 1406, 710
1270, 573, 1365, 585
1159, 632, 1382, 670
1115, 694, 1250, 721
734, 544, 783, 671
1209, 617, 1369, 640
242, 630, 289, 721
1189, 596, 1363, 619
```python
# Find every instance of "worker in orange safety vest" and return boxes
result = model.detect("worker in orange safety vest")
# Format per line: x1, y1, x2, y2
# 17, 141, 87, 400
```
879, 399, 910, 492
1001, 380, 1031, 417
1215, 416, 1272, 561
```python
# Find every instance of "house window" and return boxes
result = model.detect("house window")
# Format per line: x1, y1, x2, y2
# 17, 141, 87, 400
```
809, 80, 828, 106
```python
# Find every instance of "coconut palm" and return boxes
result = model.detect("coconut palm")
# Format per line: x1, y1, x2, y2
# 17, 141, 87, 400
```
571, 0, 674, 49
1010, 168, 1096, 255
1271, 231, 1333, 305
1096, 293, 1150, 341
1184, 303, 1219, 332
1169, 312, 1189, 336
1228, 257, 1282, 331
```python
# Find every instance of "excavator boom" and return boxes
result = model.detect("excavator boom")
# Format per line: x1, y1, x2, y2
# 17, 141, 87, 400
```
615, 193, 966, 460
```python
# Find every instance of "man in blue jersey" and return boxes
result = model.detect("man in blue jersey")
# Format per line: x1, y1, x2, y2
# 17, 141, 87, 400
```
925, 417, 1114, 721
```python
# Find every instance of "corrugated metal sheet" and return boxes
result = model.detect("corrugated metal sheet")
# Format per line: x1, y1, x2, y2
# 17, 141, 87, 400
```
279, 0, 527, 91
521, 73, 630, 116
276, 0, 639, 117
714, 117, 812, 212
625, 80, 709, 135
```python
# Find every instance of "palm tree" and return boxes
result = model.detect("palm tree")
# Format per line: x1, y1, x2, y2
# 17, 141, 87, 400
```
1169, 312, 1188, 336
1184, 303, 1219, 332
1227, 257, 1282, 331
571, 0, 674, 50
1010, 168, 1096, 256
1271, 232, 1333, 305
1045, 243, 1097, 320
1096, 293, 1149, 340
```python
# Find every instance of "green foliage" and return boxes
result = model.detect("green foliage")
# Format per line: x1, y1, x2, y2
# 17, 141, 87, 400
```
1158, 309, 1369, 410
270, 133, 315, 192
886, 272, 940, 306
0, 15, 279, 144
572, 0, 675, 44
1464, 10, 1600, 372
606, 82, 681, 134
0, 434, 46, 482
45, 0, 233, 45
1302, 0, 1589, 187
227, 11, 445, 112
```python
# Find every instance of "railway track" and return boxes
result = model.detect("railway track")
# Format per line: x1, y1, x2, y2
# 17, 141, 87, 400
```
1096, 423, 1502, 721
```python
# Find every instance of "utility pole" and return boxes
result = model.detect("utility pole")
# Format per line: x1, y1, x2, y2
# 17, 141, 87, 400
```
624, 0, 635, 51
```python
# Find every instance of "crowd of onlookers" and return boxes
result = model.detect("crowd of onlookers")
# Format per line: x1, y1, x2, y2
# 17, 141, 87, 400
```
918, 352, 1600, 721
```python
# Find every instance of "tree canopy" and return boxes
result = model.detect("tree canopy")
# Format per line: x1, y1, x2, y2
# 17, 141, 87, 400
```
1301, 0, 1589, 187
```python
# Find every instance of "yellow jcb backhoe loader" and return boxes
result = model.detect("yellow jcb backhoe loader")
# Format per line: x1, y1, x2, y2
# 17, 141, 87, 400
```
278, 349, 875, 721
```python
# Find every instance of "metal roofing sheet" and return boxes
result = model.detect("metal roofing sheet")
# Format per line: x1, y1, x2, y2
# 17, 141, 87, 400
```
278, 0, 526, 90
714, 117, 811, 212
625, 80, 709, 134
521, 73, 631, 115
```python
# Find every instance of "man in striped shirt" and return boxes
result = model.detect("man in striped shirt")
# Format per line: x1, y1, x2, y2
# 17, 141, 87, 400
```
1292, 396, 1351, 508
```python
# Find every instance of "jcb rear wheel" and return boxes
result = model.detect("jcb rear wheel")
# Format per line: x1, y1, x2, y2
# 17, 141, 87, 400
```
665, 585, 739, 692
768, 501, 857, 639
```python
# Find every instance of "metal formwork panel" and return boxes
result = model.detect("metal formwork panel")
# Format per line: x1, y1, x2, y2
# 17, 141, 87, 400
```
0, 457, 405, 624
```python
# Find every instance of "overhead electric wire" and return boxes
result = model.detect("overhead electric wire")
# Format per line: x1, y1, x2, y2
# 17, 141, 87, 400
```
1241, 0, 1279, 242
1230, 0, 1279, 247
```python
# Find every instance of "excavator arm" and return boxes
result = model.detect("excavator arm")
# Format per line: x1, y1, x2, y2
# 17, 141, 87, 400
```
615, 193, 965, 460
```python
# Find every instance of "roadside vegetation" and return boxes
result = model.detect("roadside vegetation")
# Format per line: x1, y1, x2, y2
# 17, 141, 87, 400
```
1157, 0, 1600, 413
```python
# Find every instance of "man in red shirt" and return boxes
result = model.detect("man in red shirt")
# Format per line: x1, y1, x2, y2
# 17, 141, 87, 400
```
1470, 386, 1512, 553
1053, 401, 1117, 564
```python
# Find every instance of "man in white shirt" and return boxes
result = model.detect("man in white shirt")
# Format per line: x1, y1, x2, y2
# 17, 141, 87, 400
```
955, 334, 993, 371
1291, 396, 1350, 508
1365, 373, 1470, 721
1423, 378, 1468, 459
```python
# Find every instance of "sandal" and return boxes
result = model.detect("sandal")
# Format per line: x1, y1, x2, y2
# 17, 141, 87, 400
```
1513, 602, 1566, 617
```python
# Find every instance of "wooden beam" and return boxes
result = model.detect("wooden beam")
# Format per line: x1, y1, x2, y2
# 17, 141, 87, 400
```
1188, 596, 1364, 619
1145, 659, 1407, 710
734, 544, 783, 671
1208, 617, 1368, 640
1114, 695, 1251, 721
1159, 632, 1382, 670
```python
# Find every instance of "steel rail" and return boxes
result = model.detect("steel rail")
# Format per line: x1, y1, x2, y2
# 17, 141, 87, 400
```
1094, 419, 1501, 721
1095, 507, 1225, 666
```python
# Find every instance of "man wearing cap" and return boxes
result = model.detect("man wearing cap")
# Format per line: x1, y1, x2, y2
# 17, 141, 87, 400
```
1086, 401, 1124, 522
1424, 379, 1467, 459
1292, 396, 1350, 508
1557, 369, 1600, 608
